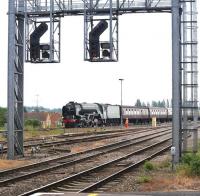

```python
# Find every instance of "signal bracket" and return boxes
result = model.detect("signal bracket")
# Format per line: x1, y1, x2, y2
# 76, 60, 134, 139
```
84, 0, 118, 62
25, 16, 61, 63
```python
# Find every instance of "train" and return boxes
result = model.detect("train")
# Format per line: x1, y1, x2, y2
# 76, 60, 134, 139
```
62, 101, 172, 128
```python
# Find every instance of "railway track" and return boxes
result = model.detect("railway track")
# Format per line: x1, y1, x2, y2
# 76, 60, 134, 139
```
1, 125, 170, 154
0, 127, 171, 195
20, 138, 171, 195
1, 125, 152, 144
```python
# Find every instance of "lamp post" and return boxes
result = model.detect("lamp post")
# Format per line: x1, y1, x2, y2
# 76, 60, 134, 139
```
36, 94, 39, 112
119, 79, 124, 127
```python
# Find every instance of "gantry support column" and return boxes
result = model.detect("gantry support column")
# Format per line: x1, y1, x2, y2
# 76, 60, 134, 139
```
181, 0, 198, 153
172, 0, 181, 163
7, 0, 24, 159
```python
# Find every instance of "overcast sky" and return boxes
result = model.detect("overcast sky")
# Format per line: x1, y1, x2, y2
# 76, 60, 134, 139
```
0, 2, 199, 109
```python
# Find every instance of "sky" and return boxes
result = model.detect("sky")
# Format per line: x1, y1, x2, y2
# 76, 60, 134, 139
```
0, 2, 199, 109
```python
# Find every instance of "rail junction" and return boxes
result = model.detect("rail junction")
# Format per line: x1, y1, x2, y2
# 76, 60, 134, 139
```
1, 126, 159, 154
0, 126, 171, 195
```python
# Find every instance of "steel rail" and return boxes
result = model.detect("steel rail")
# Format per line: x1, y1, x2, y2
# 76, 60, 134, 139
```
1, 125, 169, 153
25, 125, 168, 148
79, 144, 171, 193
19, 138, 171, 195
1, 125, 170, 156
1, 128, 143, 153
0, 127, 170, 175
0, 127, 170, 176
0, 129, 171, 187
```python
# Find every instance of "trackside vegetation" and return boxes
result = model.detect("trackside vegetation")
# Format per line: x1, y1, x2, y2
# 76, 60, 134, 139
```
178, 153, 200, 176
142, 154, 200, 178
137, 153, 200, 184
136, 175, 152, 183
0, 107, 7, 129
143, 161, 155, 171
25, 119, 41, 128
138, 152, 200, 187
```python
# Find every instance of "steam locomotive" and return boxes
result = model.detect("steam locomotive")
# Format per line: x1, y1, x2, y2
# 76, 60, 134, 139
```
62, 101, 172, 128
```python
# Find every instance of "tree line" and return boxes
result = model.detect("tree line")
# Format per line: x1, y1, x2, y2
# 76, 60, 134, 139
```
0, 106, 61, 128
135, 99, 171, 108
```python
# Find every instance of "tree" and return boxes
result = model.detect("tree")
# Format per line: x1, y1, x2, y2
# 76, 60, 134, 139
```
0, 107, 7, 127
166, 99, 170, 108
151, 100, 166, 107
25, 119, 41, 128
24, 107, 28, 113
163, 100, 166, 107
142, 102, 146, 107
152, 101, 157, 107
135, 99, 142, 107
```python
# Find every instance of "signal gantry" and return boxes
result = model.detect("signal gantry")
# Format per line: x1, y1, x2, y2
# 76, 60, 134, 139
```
7, 0, 198, 163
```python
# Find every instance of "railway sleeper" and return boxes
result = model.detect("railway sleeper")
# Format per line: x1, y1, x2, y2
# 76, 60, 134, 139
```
55, 185, 72, 190
62, 188, 81, 192
69, 181, 89, 186
56, 187, 72, 191
50, 171, 66, 175
51, 189, 63, 192
115, 162, 133, 167
60, 184, 82, 190
78, 178, 94, 182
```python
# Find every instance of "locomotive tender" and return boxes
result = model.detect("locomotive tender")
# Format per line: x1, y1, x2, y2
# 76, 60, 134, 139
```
62, 101, 172, 128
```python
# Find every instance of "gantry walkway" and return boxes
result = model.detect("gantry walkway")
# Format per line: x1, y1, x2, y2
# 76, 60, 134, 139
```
16, 0, 172, 15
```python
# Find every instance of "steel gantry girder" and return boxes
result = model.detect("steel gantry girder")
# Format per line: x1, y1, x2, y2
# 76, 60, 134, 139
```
7, 0, 198, 160
21, 0, 172, 15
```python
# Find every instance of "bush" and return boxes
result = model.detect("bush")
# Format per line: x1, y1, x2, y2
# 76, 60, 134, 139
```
25, 119, 41, 128
190, 156, 200, 176
180, 153, 200, 176
143, 161, 154, 171
177, 164, 191, 176
157, 159, 171, 169
0, 107, 7, 127
181, 153, 194, 165
137, 176, 151, 183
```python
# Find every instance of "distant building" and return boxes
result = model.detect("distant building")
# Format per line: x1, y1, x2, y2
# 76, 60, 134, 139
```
25, 112, 62, 129
25, 112, 51, 129
50, 113, 62, 128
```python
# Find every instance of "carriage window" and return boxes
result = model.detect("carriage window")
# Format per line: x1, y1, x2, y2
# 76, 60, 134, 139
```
131, 111, 133, 115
